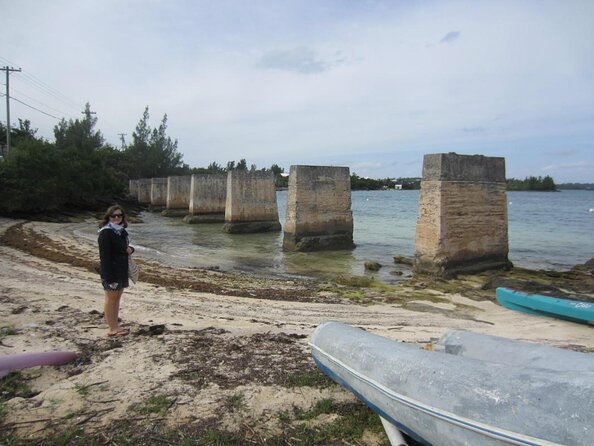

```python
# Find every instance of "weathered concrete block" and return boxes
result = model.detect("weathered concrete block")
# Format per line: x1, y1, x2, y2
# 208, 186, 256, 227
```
137, 178, 152, 204
163, 175, 191, 216
223, 170, 281, 233
183, 174, 226, 224
128, 179, 139, 199
283, 165, 354, 251
414, 153, 512, 277
150, 178, 167, 207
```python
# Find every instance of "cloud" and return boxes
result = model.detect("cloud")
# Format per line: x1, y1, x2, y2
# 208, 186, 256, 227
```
440, 31, 461, 44
256, 46, 344, 74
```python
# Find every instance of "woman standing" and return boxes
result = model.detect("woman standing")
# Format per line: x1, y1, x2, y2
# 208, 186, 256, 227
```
98, 205, 134, 337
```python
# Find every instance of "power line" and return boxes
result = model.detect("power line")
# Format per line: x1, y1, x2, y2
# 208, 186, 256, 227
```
9, 86, 76, 119
0, 56, 81, 113
1, 93, 61, 120
14, 72, 81, 112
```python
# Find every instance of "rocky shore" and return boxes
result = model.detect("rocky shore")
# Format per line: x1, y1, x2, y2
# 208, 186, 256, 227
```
1, 217, 592, 445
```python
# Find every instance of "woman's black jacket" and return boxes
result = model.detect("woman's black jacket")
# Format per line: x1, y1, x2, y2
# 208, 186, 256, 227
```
98, 227, 129, 283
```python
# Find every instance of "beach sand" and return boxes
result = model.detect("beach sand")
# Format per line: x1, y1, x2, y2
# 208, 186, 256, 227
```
1, 217, 592, 444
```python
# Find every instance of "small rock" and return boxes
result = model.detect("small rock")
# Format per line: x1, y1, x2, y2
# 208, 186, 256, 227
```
364, 261, 382, 271
11, 306, 28, 315
149, 324, 166, 335
393, 255, 413, 266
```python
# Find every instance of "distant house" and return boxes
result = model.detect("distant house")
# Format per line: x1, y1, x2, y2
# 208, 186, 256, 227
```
394, 184, 403, 190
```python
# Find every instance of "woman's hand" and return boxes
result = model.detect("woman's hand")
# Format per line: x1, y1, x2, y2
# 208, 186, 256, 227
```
127, 246, 135, 255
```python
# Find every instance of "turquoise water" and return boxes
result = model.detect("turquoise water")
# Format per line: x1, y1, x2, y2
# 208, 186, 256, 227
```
76, 189, 593, 282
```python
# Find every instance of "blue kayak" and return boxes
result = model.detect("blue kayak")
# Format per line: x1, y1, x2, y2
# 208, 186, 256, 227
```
496, 287, 594, 324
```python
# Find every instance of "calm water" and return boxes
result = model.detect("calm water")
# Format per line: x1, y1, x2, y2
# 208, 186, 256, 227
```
74, 190, 593, 282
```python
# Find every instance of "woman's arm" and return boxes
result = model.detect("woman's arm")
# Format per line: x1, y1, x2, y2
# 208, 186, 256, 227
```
98, 230, 114, 281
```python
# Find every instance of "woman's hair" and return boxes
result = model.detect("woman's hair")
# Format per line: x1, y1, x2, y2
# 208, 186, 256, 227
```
99, 204, 128, 228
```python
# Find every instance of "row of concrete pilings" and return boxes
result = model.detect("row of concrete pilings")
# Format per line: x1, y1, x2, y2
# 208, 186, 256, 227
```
129, 153, 512, 277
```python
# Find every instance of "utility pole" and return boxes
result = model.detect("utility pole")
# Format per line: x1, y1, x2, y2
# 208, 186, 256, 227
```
118, 133, 127, 149
2, 65, 22, 154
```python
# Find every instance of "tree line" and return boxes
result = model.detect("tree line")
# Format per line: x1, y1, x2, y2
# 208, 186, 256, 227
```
350, 175, 560, 191
505, 176, 557, 191
0, 105, 289, 214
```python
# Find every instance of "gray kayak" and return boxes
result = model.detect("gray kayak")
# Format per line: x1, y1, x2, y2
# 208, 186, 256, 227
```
310, 321, 594, 446
435, 329, 594, 372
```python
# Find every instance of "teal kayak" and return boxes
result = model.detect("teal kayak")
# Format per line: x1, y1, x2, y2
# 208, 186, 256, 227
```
496, 287, 594, 324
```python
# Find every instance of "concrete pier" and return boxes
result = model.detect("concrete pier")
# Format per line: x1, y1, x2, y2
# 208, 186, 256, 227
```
414, 153, 512, 277
162, 175, 191, 217
283, 165, 354, 251
137, 178, 152, 204
128, 179, 139, 200
222, 170, 281, 233
183, 174, 227, 223
150, 178, 167, 208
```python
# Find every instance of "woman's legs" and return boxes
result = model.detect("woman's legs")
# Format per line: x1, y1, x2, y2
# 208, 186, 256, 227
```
104, 289, 126, 335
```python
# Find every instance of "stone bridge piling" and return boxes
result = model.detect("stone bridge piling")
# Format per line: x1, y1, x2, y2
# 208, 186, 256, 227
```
222, 170, 281, 233
128, 180, 139, 199
283, 165, 354, 251
163, 175, 191, 217
150, 178, 167, 208
137, 178, 152, 204
183, 174, 227, 223
414, 153, 512, 277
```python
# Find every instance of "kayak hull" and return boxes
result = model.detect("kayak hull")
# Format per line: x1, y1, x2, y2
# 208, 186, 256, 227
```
496, 287, 594, 324
310, 322, 594, 446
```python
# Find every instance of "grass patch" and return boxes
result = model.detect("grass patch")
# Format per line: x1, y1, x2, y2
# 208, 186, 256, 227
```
284, 370, 333, 388
74, 383, 91, 398
0, 326, 17, 339
224, 391, 246, 411
295, 398, 335, 420
290, 401, 388, 444
138, 394, 175, 416
53, 427, 82, 446
0, 372, 38, 402
0, 402, 391, 446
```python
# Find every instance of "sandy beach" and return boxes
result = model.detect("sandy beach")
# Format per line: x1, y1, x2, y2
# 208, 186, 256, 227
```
1, 217, 593, 445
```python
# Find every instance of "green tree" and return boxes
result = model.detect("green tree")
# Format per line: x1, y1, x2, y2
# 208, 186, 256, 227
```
0, 138, 64, 212
506, 176, 557, 191
124, 106, 184, 178
54, 103, 103, 153
50, 104, 125, 206
270, 164, 287, 187
207, 161, 225, 173
0, 119, 39, 155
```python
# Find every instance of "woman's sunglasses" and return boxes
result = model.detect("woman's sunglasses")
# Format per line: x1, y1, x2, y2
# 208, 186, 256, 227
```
110, 213, 124, 218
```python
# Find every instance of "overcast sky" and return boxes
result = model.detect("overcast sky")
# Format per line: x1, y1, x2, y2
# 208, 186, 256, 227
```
2, 0, 593, 182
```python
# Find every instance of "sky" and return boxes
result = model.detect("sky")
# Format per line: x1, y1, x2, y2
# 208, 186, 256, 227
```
1, 0, 593, 182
